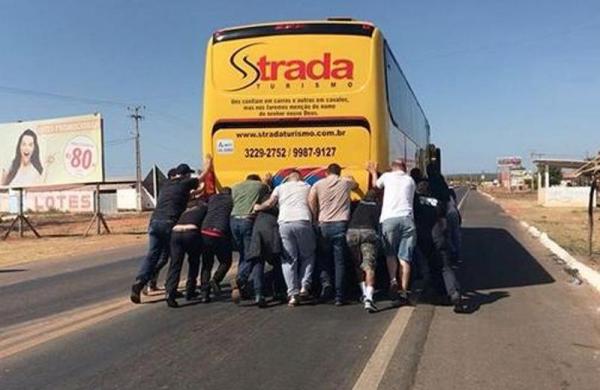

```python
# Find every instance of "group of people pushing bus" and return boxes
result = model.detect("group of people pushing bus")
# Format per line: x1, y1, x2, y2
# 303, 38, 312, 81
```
129, 155, 464, 313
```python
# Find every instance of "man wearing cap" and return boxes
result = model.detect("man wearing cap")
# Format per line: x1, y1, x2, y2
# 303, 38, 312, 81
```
367, 158, 416, 305
130, 156, 212, 304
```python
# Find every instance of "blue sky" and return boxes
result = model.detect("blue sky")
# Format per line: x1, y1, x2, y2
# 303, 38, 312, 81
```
1, 0, 599, 175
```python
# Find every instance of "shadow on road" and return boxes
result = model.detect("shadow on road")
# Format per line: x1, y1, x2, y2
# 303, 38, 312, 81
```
460, 227, 555, 290
451, 227, 555, 313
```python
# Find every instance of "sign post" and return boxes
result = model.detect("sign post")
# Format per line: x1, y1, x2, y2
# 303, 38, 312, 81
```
2, 188, 41, 240
83, 183, 110, 237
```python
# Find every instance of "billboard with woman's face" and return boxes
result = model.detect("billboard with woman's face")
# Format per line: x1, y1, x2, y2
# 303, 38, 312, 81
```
0, 114, 104, 188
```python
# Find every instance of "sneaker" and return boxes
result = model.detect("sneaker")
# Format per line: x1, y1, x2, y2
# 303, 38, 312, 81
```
231, 279, 241, 304
209, 280, 221, 296
273, 292, 288, 303
200, 290, 211, 303
185, 290, 199, 301
450, 292, 466, 313
299, 286, 311, 299
166, 296, 179, 308
256, 296, 267, 308
334, 297, 344, 307
288, 295, 299, 307
130, 282, 144, 304
174, 291, 185, 299
319, 285, 334, 302
364, 299, 378, 313
398, 290, 409, 305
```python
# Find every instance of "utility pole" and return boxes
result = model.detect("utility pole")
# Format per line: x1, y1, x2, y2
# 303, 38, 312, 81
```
129, 105, 145, 212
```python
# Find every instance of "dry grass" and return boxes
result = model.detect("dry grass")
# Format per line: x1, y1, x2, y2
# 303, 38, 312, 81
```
0, 212, 150, 266
487, 189, 600, 270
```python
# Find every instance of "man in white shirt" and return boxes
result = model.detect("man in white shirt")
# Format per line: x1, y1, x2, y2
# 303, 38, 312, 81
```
367, 159, 416, 304
254, 169, 315, 307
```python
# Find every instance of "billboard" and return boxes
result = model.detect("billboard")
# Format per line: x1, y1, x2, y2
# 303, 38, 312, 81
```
0, 114, 104, 188
497, 156, 522, 167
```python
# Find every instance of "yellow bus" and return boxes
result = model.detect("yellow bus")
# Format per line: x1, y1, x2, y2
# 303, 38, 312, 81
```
202, 18, 434, 194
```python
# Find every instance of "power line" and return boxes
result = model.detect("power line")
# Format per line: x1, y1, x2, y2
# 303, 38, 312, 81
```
106, 136, 135, 146
0, 85, 133, 107
144, 109, 198, 135
0, 85, 201, 134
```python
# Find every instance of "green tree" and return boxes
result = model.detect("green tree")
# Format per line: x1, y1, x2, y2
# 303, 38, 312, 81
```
538, 166, 563, 186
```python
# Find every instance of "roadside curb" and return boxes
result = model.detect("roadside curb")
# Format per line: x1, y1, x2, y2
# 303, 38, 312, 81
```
481, 191, 600, 294
480, 191, 495, 202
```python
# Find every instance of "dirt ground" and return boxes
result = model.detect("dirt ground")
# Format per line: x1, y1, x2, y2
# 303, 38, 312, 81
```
484, 188, 600, 271
0, 212, 150, 266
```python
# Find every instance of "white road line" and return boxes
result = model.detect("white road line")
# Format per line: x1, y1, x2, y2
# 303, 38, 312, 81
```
0, 297, 137, 360
353, 187, 470, 389
352, 307, 414, 390
457, 188, 471, 211
0, 270, 240, 360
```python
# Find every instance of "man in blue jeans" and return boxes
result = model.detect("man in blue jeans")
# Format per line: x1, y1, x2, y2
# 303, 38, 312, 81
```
230, 173, 271, 304
130, 156, 212, 304
254, 169, 315, 307
144, 168, 177, 294
309, 163, 358, 306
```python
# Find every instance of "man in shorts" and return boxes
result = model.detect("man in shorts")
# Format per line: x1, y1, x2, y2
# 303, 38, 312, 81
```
367, 159, 416, 304
346, 189, 381, 313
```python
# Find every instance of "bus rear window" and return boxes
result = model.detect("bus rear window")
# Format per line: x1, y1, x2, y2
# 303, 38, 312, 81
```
213, 23, 374, 43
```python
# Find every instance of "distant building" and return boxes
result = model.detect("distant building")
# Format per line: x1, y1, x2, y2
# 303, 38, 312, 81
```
497, 156, 530, 190
532, 158, 594, 208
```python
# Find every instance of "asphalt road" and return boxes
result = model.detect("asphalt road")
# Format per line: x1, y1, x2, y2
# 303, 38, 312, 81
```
0, 244, 143, 328
1, 188, 599, 389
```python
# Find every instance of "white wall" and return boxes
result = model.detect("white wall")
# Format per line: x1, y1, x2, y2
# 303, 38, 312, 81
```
117, 187, 155, 210
540, 186, 596, 208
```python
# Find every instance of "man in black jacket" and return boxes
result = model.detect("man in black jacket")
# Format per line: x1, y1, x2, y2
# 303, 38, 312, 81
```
130, 156, 212, 304
145, 168, 178, 294
423, 164, 462, 310
199, 187, 234, 303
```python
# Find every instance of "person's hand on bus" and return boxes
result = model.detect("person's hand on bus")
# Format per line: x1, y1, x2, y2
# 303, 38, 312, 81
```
203, 154, 213, 171
366, 161, 380, 189
196, 155, 213, 183
366, 161, 378, 174
263, 172, 273, 186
